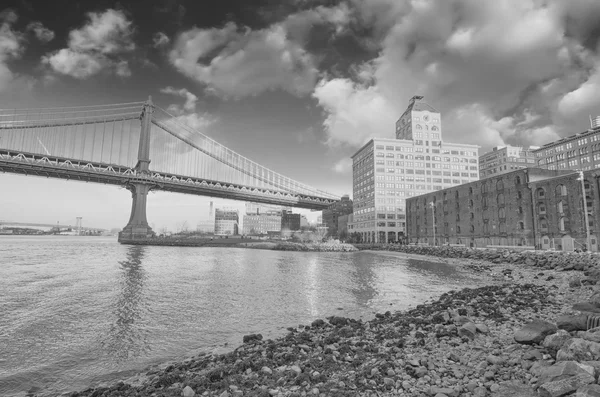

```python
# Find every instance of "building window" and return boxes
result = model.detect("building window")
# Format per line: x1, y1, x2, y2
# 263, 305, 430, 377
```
537, 188, 545, 198
517, 191, 522, 200
457, 226, 461, 234
557, 201, 564, 214
518, 221, 524, 230
559, 217, 566, 232
470, 212, 474, 220
518, 206, 523, 215
470, 225, 475, 233
538, 203, 546, 214
498, 207, 506, 219
555, 184, 566, 197
497, 193, 505, 206
540, 218, 548, 232
496, 180, 504, 190
515, 176, 521, 185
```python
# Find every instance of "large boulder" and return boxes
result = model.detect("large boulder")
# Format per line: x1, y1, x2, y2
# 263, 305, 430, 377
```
557, 339, 600, 362
538, 373, 595, 397
575, 384, 600, 396
557, 314, 589, 332
514, 320, 557, 345
537, 361, 595, 385
543, 330, 573, 355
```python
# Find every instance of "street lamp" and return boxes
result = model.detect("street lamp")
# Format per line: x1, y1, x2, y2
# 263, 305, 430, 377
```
578, 171, 591, 251
430, 202, 436, 246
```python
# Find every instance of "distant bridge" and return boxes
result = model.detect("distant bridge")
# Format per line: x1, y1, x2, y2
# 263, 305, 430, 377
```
0, 220, 107, 231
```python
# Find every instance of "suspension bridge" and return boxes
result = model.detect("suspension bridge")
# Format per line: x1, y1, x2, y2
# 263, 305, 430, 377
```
0, 97, 339, 243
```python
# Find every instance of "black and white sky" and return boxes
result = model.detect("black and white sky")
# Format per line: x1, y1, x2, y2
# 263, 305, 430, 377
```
2, 0, 600, 229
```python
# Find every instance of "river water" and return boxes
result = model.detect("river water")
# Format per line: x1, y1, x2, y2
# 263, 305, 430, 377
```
0, 236, 483, 396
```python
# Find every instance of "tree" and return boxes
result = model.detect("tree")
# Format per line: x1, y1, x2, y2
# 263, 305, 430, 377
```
177, 221, 189, 234
339, 229, 349, 242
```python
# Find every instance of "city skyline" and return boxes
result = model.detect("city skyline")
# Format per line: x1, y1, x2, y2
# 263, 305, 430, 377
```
2, 0, 600, 230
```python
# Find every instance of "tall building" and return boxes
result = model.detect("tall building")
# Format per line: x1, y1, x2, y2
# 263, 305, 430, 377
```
322, 194, 353, 236
215, 208, 239, 235
533, 125, 600, 172
405, 168, 599, 252
281, 210, 301, 231
479, 145, 537, 178
197, 201, 215, 233
348, 96, 480, 244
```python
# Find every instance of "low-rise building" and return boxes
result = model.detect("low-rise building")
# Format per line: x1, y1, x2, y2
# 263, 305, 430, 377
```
281, 210, 301, 231
215, 208, 239, 235
406, 168, 600, 251
533, 124, 600, 171
243, 214, 281, 235
479, 145, 536, 178
322, 194, 353, 236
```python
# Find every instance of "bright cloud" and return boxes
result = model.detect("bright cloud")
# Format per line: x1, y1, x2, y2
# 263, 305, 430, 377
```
332, 157, 352, 173
42, 9, 135, 79
160, 86, 198, 112
313, 0, 600, 151
170, 22, 318, 98
0, 9, 24, 91
313, 77, 397, 147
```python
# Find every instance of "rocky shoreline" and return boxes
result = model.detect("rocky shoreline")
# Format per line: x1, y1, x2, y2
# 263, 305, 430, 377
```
36, 249, 600, 397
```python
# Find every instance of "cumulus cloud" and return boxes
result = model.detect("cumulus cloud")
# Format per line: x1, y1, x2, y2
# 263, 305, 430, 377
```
313, 0, 600, 151
42, 9, 135, 79
160, 86, 215, 132
26, 21, 54, 42
313, 77, 397, 147
170, 22, 318, 98
160, 86, 197, 112
153, 32, 170, 48
0, 9, 24, 91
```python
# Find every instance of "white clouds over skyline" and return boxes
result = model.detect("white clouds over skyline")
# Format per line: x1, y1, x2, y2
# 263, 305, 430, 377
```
313, 0, 600, 152
42, 9, 135, 79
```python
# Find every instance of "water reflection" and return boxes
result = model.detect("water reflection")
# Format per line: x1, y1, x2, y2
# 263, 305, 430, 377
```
100, 246, 150, 362
348, 253, 379, 307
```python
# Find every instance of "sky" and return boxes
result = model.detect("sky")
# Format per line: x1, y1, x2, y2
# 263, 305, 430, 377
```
1, 0, 600, 231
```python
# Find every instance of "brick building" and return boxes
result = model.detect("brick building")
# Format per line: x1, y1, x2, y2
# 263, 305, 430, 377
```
406, 168, 600, 251
479, 145, 536, 178
281, 210, 301, 231
533, 125, 600, 171
322, 194, 353, 236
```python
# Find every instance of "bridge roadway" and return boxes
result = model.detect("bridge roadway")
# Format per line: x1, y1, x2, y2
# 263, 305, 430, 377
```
0, 221, 106, 231
0, 149, 337, 210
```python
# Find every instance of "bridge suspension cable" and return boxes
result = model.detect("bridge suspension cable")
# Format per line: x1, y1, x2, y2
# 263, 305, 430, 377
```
152, 105, 338, 199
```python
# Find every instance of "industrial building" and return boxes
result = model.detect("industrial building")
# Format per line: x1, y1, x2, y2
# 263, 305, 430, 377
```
214, 208, 239, 235
322, 194, 353, 236
406, 168, 599, 251
533, 124, 600, 172
348, 95, 480, 244
479, 145, 537, 178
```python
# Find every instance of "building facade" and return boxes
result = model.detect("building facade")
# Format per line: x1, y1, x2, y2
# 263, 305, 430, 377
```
479, 145, 537, 178
349, 96, 480, 244
242, 214, 281, 235
281, 210, 301, 231
406, 168, 600, 251
214, 208, 239, 235
533, 126, 600, 172
322, 194, 353, 236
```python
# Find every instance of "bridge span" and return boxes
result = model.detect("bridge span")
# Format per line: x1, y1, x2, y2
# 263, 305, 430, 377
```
0, 97, 339, 243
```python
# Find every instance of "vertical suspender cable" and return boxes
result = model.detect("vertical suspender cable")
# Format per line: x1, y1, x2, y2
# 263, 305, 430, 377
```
100, 120, 106, 163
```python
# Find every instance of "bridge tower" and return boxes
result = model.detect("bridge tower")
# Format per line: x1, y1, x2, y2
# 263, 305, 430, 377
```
118, 97, 156, 242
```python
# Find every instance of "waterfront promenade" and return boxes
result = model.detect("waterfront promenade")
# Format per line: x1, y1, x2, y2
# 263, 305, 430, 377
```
38, 246, 600, 397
